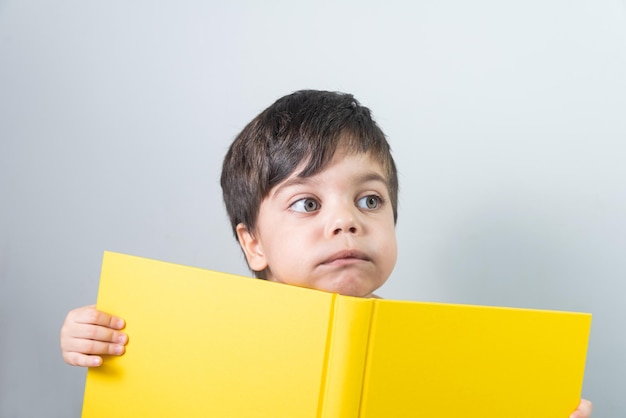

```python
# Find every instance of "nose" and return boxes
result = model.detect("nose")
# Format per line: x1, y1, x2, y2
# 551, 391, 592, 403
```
327, 203, 360, 236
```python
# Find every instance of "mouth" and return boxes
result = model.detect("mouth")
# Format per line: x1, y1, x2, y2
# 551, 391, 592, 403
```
321, 250, 370, 266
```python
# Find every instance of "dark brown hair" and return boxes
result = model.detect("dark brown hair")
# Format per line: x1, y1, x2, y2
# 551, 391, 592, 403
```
221, 90, 398, 274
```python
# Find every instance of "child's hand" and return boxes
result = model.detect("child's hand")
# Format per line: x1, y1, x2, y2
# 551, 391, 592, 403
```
570, 399, 592, 418
60, 304, 128, 367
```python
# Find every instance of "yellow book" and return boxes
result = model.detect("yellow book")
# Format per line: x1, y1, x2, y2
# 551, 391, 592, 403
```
82, 252, 591, 418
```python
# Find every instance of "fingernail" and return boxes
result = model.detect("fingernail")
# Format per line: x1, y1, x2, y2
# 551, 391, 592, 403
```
113, 345, 125, 355
92, 357, 102, 367
115, 318, 125, 329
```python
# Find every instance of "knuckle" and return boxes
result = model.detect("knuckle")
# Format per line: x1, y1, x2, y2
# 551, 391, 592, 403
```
84, 340, 98, 354
85, 326, 101, 340
108, 344, 121, 355
83, 309, 100, 324
64, 352, 81, 367
76, 356, 90, 367
65, 309, 78, 321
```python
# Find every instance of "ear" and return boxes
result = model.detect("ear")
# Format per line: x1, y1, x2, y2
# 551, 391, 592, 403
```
236, 223, 268, 272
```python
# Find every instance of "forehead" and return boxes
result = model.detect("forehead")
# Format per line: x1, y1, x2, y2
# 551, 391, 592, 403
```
269, 151, 389, 198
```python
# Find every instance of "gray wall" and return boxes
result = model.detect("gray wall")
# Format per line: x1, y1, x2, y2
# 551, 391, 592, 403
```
1, 1, 624, 416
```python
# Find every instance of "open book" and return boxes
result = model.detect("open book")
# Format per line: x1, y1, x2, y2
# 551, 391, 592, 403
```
82, 251, 591, 418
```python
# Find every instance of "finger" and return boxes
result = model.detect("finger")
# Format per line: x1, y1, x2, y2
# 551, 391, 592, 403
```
570, 399, 593, 418
64, 336, 126, 357
69, 305, 125, 330
62, 352, 104, 368
62, 328, 128, 354
64, 322, 128, 345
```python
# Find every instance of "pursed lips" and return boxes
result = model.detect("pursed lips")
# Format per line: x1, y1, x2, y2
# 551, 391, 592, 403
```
321, 250, 370, 266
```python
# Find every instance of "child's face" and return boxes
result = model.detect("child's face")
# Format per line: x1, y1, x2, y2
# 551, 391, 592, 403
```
237, 149, 397, 297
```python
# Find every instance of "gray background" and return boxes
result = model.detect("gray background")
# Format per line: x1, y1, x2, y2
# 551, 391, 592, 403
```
1, 1, 625, 417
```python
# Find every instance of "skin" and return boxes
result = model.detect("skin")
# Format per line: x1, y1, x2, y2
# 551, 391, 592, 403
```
59, 150, 592, 417
60, 304, 127, 367
236, 150, 397, 298
570, 399, 593, 418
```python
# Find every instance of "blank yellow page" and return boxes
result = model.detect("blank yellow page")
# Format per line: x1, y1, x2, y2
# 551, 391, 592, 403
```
82, 252, 334, 418
359, 300, 591, 418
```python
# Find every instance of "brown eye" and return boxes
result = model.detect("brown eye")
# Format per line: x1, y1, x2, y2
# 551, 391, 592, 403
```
357, 195, 381, 209
304, 199, 319, 212
291, 198, 320, 213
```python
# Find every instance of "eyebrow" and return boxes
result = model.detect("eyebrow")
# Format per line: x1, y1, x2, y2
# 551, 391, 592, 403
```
353, 172, 389, 187
270, 171, 389, 199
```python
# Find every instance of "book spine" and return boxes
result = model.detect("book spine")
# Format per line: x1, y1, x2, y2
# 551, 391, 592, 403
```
318, 296, 373, 418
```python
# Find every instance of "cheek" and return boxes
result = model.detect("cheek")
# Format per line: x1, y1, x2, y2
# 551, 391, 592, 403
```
379, 225, 398, 270
263, 234, 303, 273
388, 240, 399, 270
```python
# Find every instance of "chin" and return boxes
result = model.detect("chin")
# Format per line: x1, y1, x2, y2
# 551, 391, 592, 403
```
321, 273, 379, 298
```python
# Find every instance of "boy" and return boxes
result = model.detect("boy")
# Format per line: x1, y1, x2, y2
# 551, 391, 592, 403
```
60, 90, 592, 417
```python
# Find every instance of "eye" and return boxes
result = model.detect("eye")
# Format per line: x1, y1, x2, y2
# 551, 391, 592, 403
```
290, 198, 320, 213
357, 195, 381, 210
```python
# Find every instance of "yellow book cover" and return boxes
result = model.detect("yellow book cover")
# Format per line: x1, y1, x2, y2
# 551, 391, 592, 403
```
82, 252, 591, 418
